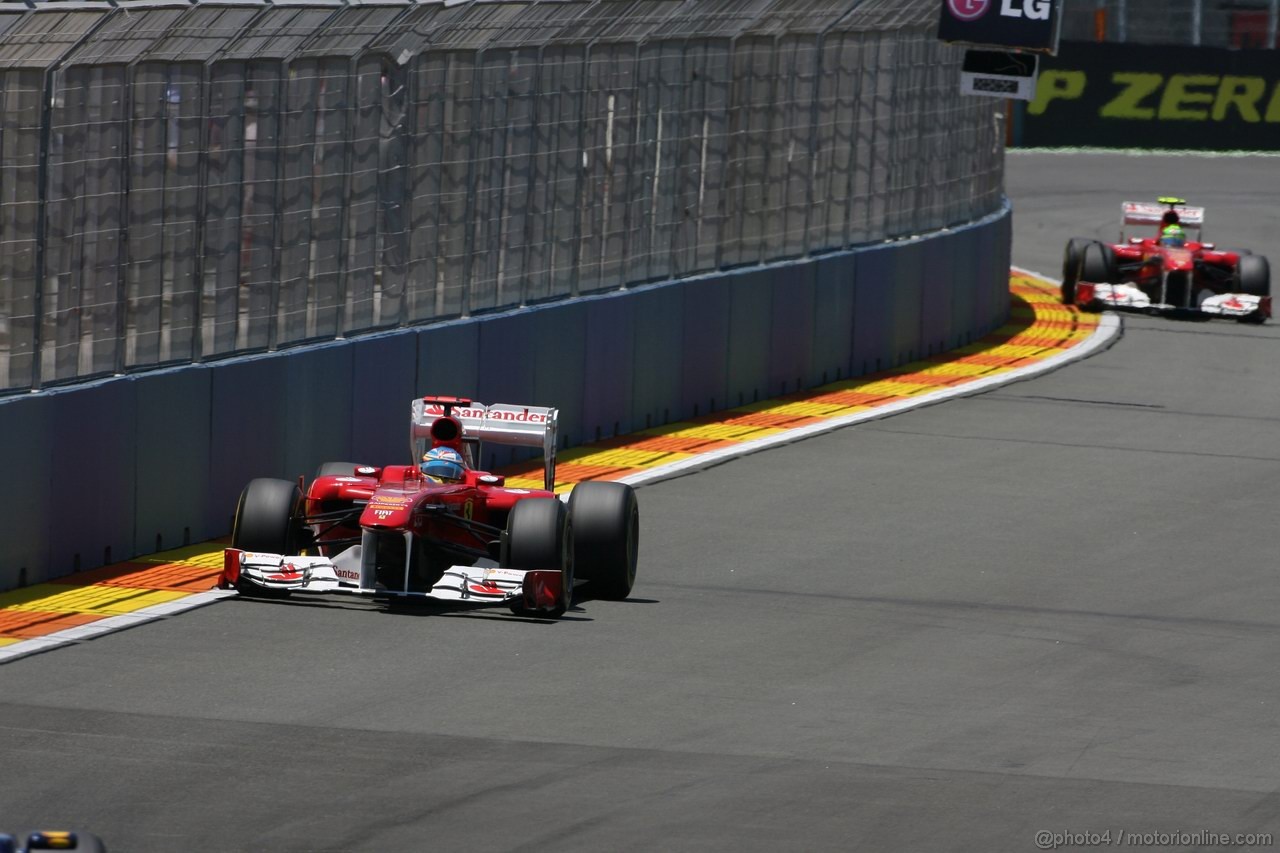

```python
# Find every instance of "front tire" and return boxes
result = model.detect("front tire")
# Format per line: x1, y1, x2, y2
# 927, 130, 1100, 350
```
1061, 237, 1092, 304
506, 498, 572, 617
1238, 254, 1270, 297
232, 478, 302, 554
568, 482, 639, 601
231, 478, 302, 598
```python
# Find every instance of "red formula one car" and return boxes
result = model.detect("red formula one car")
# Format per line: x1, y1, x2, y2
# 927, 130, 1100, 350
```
1061, 198, 1271, 323
219, 396, 639, 618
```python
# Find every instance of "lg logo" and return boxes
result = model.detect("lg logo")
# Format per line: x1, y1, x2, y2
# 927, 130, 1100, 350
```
948, 0, 1052, 21
1001, 0, 1052, 20
948, 0, 990, 20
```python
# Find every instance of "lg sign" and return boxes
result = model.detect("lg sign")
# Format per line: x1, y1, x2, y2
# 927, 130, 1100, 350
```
938, 0, 1058, 52
948, 0, 990, 20
947, 0, 1051, 21
1001, 0, 1051, 20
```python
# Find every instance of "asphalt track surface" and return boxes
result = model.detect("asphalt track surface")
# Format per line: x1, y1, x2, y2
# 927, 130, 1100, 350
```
2, 153, 1279, 852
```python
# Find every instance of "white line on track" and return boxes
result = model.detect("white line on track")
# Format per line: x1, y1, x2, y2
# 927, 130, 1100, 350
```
0, 269, 1121, 663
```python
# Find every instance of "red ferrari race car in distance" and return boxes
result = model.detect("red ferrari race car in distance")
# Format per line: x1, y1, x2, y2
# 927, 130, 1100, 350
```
1061, 197, 1271, 323
219, 396, 639, 618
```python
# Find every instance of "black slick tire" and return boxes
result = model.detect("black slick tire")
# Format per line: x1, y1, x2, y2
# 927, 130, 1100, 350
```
232, 478, 302, 554
568, 482, 639, 601
1080, 242, 1116, 285
231, 478, 302, 598
313, 461, 364, 479
1061, 237, 1092, 304
1238, 254, 1270, 297
506, 498, 572, 617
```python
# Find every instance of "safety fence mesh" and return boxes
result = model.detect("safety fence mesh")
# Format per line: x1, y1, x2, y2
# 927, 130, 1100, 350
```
0, 0, 1004, 392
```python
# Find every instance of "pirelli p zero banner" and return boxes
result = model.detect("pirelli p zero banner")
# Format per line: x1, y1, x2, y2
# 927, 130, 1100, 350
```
1018, 42, 1280, 150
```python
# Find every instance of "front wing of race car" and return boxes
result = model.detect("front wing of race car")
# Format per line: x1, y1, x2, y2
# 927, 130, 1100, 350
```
1075, 282, 1270, 321
219, 548, 566, 612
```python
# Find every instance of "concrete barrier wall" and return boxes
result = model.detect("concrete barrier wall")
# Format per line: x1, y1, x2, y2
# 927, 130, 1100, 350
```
0, 202, 1011, 589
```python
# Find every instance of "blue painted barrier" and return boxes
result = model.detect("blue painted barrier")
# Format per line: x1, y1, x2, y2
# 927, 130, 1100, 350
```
282, 343, 356, 480
809, 253, 857, 386
417, 321, 481, 402
474, 314, 539, 470
631, 284, 686, 427
133, 368, 213, 554
974, 214, 1012, 337
531, 302, 588, 447
768, 263, 815, 397
889, 240, 925, 367
920, 231, 955, 357
582, 296, 636, 439
950, 230, 980, 346
852, 245, 896, 376
352, 334, 418, 464
679, 276, 731, 421
725, 268, 773, 407
48, 382, 136, 573
208, 352, 295, 533
0, 393, 53, 586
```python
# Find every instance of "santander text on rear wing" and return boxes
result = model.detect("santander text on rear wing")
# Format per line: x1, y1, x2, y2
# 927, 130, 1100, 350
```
411, 397, 558, 491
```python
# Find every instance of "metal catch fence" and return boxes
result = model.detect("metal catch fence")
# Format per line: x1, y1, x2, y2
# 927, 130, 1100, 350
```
0, 0, 1004, 393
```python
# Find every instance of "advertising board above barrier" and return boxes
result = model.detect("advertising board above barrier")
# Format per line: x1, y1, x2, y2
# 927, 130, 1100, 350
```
938, 0, 1061, 53
1017, 41, 1280, 150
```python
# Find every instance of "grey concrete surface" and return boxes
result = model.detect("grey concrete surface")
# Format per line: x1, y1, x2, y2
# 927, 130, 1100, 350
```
1, 153, 1279, 852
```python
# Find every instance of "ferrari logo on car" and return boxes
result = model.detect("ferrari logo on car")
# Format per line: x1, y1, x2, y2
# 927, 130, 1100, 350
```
267, 563, 304, 581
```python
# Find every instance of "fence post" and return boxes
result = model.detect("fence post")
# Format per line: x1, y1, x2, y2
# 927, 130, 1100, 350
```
113, 63, 134, 377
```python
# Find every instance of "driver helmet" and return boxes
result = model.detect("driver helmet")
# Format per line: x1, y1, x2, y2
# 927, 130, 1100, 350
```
421, 446, 466, 482
1160, 224, 1186, 248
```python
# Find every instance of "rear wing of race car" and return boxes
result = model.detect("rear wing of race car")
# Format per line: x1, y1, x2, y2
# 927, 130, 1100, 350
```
1121, 199, 1205, 241
411, 396, 558, 491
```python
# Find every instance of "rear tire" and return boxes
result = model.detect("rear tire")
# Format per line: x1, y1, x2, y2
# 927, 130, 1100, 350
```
506, 498, 572, 617
313, 461, 365, 479
568, 482, 639, 601
1061, 238, 1092, 304
1238, 254, 1270, 297
1080, 242, 1117, 284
